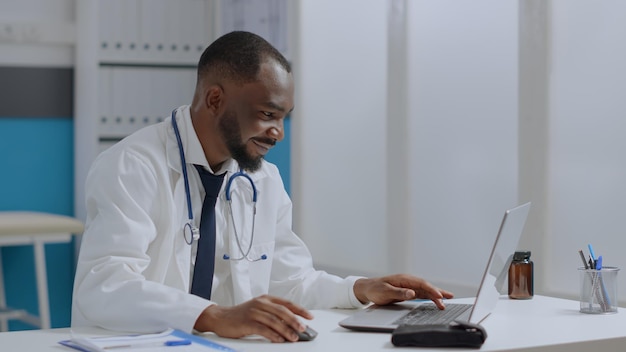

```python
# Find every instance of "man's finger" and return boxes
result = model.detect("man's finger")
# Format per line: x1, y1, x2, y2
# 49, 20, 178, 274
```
278, 300, 315, 320
253, 309, 301, 342
432, 298, 446, 310
264, 296, 313, 323
440, 289, 455, 299
250, 321, 287, 343
249, 297, 310, 340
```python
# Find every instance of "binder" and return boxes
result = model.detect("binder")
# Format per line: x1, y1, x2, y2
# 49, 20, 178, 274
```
98, 67, 113, 137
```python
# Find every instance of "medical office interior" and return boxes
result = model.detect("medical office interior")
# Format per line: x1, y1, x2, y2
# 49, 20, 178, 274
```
1, 0, 625, 332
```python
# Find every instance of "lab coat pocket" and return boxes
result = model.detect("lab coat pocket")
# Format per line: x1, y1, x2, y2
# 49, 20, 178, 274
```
228, 240, 275, 301
247, 240, 275, 296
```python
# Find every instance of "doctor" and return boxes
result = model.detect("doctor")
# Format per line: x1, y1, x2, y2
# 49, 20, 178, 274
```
72, 31, 453, 343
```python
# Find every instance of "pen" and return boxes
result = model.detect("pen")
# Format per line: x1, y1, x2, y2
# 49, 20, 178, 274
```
588, 244, 598, 269
578, 250, 589, 269
587, 244, 596, 261
595, 255, 612, 309
103, 339, 192, 349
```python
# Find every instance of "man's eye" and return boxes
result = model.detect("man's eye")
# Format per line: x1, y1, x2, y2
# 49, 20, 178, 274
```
261, 111, 273, 118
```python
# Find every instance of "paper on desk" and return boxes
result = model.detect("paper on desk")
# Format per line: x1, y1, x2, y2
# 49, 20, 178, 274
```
59, 328, 237, 352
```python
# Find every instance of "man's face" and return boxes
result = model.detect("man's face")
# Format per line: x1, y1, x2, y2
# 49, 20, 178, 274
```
218, 107, 267, 172
218, 59, 294, 172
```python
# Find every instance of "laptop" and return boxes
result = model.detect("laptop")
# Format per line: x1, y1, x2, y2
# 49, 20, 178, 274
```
339, 202, 531, 332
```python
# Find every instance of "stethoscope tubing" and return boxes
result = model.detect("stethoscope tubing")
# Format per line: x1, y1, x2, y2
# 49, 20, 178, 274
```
171, 109, 197, 245
171, 109, 265, 261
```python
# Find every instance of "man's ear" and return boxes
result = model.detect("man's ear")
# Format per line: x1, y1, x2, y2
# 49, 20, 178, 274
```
205, 85, 224, 113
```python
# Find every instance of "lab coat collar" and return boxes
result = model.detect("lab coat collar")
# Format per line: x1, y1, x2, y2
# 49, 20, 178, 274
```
166, 106, 204, 168
166, 106, 269, 182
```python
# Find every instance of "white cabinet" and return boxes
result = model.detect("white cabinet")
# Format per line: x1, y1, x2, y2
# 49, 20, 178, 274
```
74, 0, 214, 221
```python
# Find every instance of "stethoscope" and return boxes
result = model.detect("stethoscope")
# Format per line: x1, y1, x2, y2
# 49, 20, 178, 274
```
171, 109, 267, 262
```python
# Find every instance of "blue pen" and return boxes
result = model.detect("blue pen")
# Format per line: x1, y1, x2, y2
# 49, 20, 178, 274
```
588, 244, 596, 261
103, 339, 191, 349
596, 255, 603, 270
165, 340, 192, 346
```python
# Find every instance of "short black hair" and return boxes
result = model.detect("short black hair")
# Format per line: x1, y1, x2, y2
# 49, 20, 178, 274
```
197, 31, 291, 85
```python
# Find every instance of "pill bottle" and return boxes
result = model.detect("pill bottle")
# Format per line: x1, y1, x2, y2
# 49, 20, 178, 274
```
508, 251, 534, 299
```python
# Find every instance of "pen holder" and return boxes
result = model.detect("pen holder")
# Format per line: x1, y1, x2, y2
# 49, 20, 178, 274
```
578, 267, 619, 314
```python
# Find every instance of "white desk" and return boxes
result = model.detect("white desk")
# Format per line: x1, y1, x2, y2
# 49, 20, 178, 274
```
0, 295, 624, 351
0, 212, 84, 330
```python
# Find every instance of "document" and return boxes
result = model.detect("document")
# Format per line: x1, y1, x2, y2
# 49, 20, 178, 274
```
59, 328, 237, 352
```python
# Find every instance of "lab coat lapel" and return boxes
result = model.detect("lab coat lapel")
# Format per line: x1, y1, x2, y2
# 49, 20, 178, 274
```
165, 109, 198, 293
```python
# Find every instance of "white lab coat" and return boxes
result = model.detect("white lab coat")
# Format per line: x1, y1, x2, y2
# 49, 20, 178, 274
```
72, 106, 363, 333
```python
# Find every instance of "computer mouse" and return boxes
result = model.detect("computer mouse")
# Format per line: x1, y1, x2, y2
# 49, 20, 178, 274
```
297, 325, 318, 341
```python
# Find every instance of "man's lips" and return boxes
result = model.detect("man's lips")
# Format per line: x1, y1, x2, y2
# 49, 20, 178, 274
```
251, 139, 275, 155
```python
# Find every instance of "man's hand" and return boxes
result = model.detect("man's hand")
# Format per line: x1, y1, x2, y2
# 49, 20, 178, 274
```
353, 274, 454, 309
194, 295, 313, 343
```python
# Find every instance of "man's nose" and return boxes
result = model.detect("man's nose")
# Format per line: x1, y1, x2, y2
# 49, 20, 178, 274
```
268, 119, 285, 142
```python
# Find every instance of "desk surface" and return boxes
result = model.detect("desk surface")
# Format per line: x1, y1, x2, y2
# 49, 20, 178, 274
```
0, 295, 625, 352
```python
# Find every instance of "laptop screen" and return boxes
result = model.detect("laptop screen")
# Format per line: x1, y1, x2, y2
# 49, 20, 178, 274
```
468, 202, 531, 323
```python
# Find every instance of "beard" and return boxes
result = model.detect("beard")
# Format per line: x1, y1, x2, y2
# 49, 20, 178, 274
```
218, 110, 264, 172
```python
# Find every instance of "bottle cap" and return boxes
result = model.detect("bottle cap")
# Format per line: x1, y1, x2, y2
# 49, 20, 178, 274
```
513, 251, 531, 261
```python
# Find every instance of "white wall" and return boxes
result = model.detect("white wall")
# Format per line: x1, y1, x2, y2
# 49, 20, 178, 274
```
543, 0, 626, 304
405, 0, 519, 295
292, 0, 389, 276
293, 0, 520, 293
293, 0, 626, 305
518, 0, 550, 299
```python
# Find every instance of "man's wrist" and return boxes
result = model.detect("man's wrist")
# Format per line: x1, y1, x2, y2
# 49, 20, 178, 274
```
194, 304, 219, 332
353, 278, 370, 304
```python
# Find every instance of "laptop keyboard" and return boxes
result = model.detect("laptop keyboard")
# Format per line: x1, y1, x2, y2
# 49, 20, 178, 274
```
392, 303, 473, 326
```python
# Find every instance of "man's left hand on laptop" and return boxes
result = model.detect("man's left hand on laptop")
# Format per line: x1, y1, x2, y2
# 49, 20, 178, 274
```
353, 274, 454, 308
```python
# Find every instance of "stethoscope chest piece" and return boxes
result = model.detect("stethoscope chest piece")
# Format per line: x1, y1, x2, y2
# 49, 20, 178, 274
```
183, 222, 200, 245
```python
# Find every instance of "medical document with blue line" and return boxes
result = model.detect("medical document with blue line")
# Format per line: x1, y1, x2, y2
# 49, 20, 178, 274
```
59, 328, 237, 352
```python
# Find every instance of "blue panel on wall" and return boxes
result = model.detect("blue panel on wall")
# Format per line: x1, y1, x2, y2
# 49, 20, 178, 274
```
263, 117, 291, 195
0, 117, 74, 330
